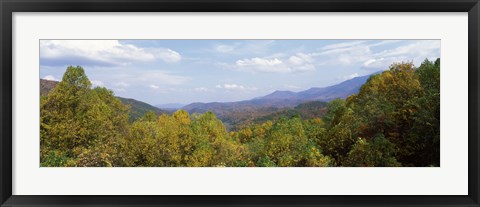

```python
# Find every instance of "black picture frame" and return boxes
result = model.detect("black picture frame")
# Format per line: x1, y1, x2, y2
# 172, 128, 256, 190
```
1, 0, 479, 206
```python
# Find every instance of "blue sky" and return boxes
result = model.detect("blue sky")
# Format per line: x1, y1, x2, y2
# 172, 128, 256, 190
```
40, 40, 440, 105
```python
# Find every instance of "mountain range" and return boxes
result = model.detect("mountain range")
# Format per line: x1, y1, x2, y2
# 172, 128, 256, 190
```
155, 103, 186, 110
182, 73, 373, 113
40, 72, 376, 126
180, 73, 375, 129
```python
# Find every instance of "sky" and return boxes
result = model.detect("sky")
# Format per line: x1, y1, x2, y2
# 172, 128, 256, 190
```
40, 40, 440, 105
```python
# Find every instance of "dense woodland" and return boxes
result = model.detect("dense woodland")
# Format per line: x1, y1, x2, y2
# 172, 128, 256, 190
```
40, 59, 440, 167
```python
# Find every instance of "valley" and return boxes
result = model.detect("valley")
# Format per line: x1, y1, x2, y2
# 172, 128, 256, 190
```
41, 73, 373, 130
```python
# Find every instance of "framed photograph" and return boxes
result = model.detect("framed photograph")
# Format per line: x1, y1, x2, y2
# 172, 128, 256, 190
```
1, 0, 479, 206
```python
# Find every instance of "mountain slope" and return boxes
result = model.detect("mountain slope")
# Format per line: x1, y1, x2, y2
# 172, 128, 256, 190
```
40, 79, 59, 96
183, 72, 376, 113
181, 73, 376, 130
116, 97, 167, 121
155, 103, 186, 110
259, 74, 372, 101
256, 90, 297, 100
40, 79, 166, 121
253, 101, 328, 124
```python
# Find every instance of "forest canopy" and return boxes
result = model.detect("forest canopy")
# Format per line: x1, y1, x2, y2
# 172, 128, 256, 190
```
40, 59, 440, 167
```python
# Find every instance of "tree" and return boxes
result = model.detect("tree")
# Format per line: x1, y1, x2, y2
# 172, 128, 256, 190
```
76, 87, 130, 167
255, 117, 332, 167
317, 99, 358, 165
407, 58, 440, 166
40, 60, 440, 167
139, 110, 157, 122
190, 111, 244, 166
41, 65, 129, 166
121, 120, 159, 166
41, 66, 92, 166
346, 62, 424, 165
344, 134, 401, 167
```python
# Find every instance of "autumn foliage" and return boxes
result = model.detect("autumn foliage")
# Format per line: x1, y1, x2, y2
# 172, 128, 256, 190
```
40, 59, 440, 167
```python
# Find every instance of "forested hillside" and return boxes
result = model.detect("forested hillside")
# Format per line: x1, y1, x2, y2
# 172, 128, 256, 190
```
40, 79, 167, 122
116, 97, 167, 122
40, 59, 440, 167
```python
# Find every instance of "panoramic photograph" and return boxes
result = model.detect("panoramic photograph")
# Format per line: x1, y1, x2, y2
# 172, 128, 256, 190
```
40, 40, 440, 167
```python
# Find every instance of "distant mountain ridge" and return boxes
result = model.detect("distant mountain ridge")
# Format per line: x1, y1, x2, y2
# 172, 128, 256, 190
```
258, 74, 373, 102
41, 72, 377, 128
182, 72, 376, 113
155, 103, 186, 110
40, 79, 167, 122
254, 90, 297, 100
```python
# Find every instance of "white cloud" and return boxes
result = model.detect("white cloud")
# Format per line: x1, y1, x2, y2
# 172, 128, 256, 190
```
375, 40, 440, 59
363, 58, 383, 67
212, 40, 275, 55
289, 56, 304, 65
296, 53, 314, 62
313, 44, 372, 65
217, 83, 257, 91
91, 80, 104, 87
142, 72, 190, 89
220, 40, 438, 74
307, 40, 439, 69
218, 40, 436, 74
97, 70, 190, 94
360, 41, 440, 69
149, 84, 160, 89
40, 40, 181, 67
214, 43, 239, 53
361, 56, 412, 70
133, 71, 191, 86
368, 40, 402, 47
224, 84, 245, 90
342, 73, 360, 80
113, 88, 126, 92
43, 75, 58, 81
235, 57, 288, 73
320, 41, 366, 50
237, 57, 282, 67
284, 84, 302, 90
193, 87, 209, 92
234, 56, 314, 73
153, 48, 182, 63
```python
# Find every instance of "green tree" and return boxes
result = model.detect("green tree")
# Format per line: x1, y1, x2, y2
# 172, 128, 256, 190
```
190, 111, 244, 166
407, 58, 440, 166
347, 62, 424, 166
139, 110, 157, 122
40, 65, 129, 166
257, 117, 332, 167
317, 99, 358, 165
40, 60, 439, 167
344, 134, 401, 167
